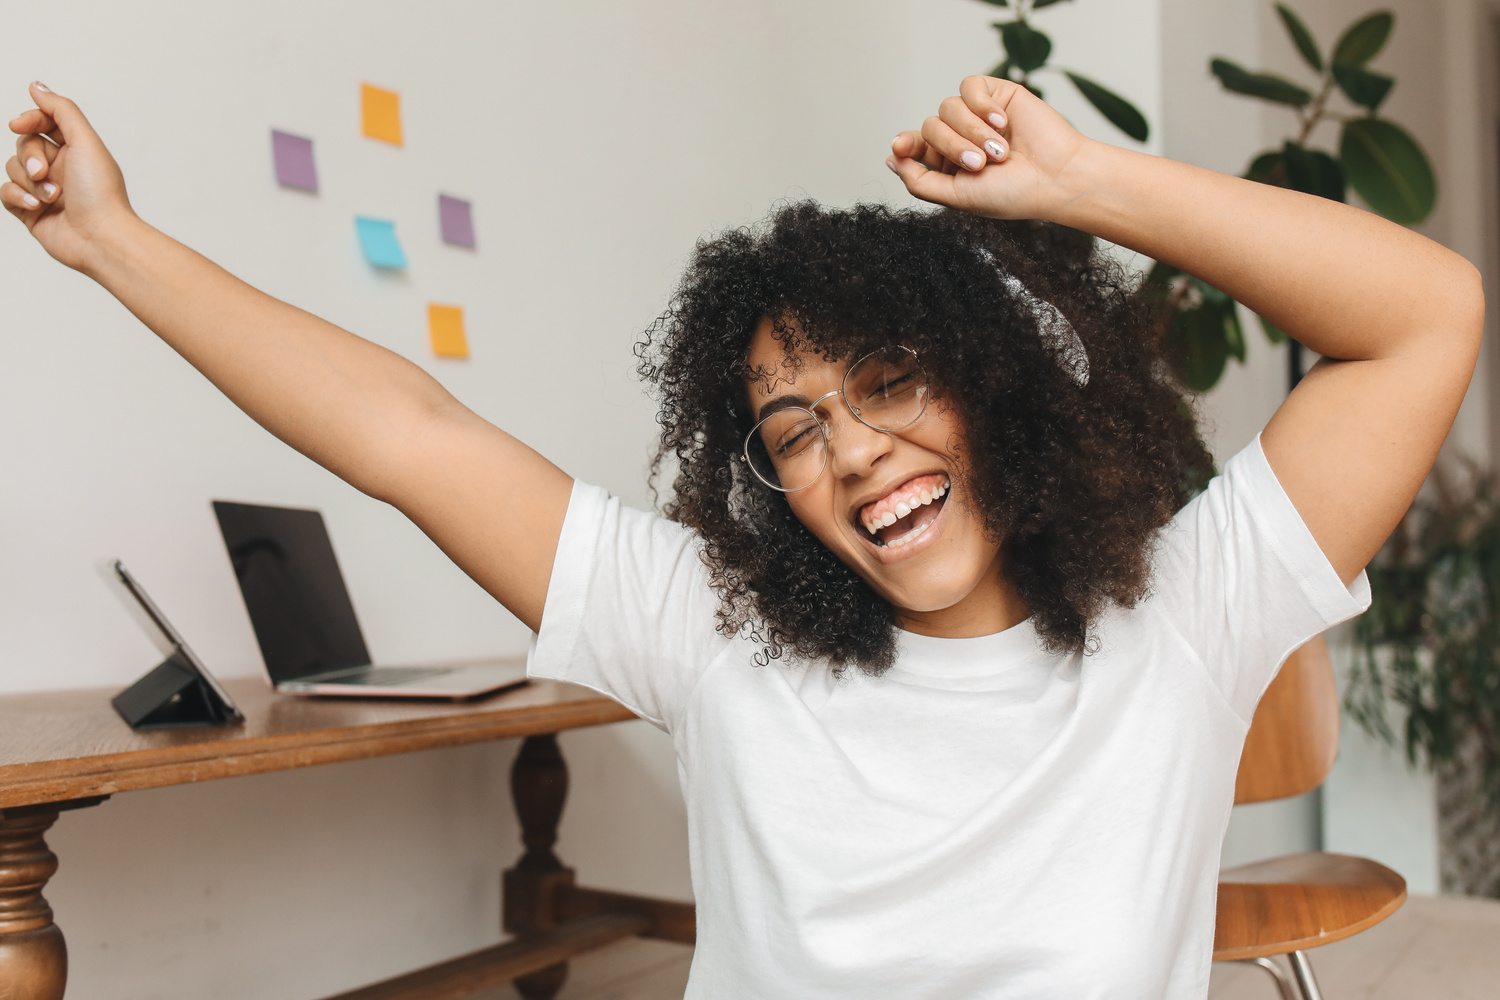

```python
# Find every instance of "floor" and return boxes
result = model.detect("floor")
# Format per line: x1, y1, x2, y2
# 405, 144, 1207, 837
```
475, 894, 1500, 999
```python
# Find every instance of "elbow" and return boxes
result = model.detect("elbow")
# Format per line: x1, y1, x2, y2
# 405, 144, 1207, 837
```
1449, 257, 1486, 350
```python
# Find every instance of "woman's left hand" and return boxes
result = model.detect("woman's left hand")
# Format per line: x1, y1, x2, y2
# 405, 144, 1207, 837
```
888, 76, 1091, 222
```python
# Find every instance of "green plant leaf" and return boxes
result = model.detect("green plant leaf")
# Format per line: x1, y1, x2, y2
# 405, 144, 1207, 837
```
1245, 151, 1288, 186
1033, 0, 1072, 7
1065, 73, 1149, 142
1221, 299, 1247, 363
1340, 117, 1437, 224
1258, 314, 1288, 345
1244, 146, 1344, 201
1276, 4, 1324, 73
972, 0, 1010, 6
1000, 20, 1053, 72
1282, 142, 1347, 201
1333, 64, 1395, 111
1210, 58, 1312, 108
1140, 260, 1183, 303
1195, 277, 1232, 306
1167, 304, 1230, 392
1333, 11, 1394, 66
991, 58, 1013, 79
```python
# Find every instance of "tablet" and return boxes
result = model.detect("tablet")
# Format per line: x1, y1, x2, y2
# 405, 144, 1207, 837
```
106, 559, 243, 722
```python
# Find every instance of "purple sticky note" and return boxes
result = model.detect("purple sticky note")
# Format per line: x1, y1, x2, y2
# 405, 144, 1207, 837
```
438, 194, 475, 247
271, 130, 318, 192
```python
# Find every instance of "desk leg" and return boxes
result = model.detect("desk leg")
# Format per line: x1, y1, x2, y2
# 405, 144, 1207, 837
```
0, 806, 69, 1000
504, 734, 576, 1000
0, 799, 107, 1000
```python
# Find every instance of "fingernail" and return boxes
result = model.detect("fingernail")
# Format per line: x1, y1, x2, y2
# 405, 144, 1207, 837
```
25, 157, 44, 178
32, 81, 50, 93
988, 112, 1006, 129
20, 191, 39, 209
886, 157, 899, 175
984, 139, 1006, 160
40, 181, 58, 199
961, 150, 984, 171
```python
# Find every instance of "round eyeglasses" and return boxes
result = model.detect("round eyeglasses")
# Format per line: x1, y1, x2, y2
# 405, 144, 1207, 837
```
743, 345, 930, 493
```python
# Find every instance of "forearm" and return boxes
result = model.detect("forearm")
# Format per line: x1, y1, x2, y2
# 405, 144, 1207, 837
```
87, 216, 457, 501
1051, 140, 1482, 362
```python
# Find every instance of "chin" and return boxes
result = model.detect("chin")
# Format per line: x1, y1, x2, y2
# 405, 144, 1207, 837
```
851, 521, 1001, 619
867, 562, 993, 615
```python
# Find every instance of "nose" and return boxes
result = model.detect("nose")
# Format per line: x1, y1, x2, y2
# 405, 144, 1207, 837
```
824, 404, 894, 479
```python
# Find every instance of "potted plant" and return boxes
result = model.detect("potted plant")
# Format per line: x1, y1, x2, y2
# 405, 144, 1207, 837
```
1143, 4, 1436, 394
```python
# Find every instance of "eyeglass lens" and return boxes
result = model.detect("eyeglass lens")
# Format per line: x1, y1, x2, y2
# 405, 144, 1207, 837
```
744, 346, 928, 492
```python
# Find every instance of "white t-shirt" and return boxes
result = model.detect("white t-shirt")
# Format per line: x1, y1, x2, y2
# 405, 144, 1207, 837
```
528, 436, 1370, 999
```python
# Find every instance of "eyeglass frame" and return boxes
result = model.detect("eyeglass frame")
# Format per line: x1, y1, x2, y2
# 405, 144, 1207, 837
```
741, 345, 931, 493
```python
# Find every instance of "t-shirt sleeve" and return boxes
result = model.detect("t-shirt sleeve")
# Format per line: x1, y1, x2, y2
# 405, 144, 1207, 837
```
527, 479, 731, 732
1148, 434, 1372, 721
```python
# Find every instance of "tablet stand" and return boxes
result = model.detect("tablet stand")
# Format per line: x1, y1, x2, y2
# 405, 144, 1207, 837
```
111, 651, 240, 730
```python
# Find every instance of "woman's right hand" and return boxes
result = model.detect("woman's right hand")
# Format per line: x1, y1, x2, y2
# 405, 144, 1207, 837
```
888, 76, 1092, 224
4, 82, 137, 276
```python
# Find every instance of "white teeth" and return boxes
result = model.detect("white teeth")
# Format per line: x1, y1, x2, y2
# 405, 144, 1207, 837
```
882, 517, 935, 550
859, 479, 953, 541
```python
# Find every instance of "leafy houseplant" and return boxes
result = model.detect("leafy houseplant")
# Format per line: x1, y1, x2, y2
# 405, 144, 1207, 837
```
1144, 5, 1437, 393
971, 0, 1150, 143
1347, 470, 1500, 895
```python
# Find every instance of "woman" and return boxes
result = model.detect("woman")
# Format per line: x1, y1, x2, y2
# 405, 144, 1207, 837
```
5, 77, 1481, 997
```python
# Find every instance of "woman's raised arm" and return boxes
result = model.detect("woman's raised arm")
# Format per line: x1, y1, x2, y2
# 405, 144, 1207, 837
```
889, 76, 1485, 586
3, 83, 570, 630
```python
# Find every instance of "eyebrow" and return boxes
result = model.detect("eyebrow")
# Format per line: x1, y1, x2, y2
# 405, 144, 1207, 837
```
754, 394, 814, 423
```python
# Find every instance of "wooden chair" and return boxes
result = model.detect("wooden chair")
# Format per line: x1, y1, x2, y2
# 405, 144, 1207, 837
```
1214, 636, 1407, 999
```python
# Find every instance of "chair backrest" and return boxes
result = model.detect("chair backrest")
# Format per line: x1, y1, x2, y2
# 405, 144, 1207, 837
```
1234, 635, 1339, 804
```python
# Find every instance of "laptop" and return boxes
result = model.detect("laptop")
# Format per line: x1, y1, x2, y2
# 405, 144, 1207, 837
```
211, 500, 528, 699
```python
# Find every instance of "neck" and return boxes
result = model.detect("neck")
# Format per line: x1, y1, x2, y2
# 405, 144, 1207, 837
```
894, 551, 1029, 638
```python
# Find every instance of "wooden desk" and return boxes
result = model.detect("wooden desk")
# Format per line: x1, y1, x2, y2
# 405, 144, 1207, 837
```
0, 676, 695, 1000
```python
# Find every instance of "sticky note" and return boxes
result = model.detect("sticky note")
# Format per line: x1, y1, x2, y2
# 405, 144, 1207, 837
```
271, 130, 318, 192
438, 194, 475, 247
428, 304, 469, 359
361, 83, 402, 145
355, 217, 407, 269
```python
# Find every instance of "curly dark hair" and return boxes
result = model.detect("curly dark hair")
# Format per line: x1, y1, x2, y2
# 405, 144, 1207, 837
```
635, 201, 1212, 674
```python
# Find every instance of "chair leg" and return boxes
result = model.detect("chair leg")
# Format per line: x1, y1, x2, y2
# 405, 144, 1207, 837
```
1241, 957, 1298, 1000
1288, 951, 1324, 1000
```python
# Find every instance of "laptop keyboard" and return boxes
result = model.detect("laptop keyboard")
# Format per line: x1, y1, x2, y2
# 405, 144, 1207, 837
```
331, 666, 458, 687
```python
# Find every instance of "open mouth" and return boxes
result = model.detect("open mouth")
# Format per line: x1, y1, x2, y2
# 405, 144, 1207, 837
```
857, 473, 950, 550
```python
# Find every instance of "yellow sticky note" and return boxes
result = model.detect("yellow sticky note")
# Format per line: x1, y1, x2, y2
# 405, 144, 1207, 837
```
428, 304, 469, 359
361, 83, 403, 145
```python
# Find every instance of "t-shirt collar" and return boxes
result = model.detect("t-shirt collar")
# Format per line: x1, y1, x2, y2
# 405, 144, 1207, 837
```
893, 618, 1043, 678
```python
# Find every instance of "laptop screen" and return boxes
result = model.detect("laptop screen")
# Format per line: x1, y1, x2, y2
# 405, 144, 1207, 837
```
212, 501, 372, 683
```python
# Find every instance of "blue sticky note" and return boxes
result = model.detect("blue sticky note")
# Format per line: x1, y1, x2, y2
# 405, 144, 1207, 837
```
355, 217, 407, 269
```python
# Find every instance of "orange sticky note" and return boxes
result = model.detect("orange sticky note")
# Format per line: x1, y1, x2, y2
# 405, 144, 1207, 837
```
428, 304, 469, 359
361, 83, 403, 145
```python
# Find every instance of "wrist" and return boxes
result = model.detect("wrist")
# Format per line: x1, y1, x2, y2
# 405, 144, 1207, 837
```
81, 210, 155, 286
1044, 139, 1130, 234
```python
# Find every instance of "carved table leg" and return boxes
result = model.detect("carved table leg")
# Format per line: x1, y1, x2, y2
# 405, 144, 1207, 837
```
0, 809, 65, 1000
0, 798, 107, 1000
503, 734, 576, 1000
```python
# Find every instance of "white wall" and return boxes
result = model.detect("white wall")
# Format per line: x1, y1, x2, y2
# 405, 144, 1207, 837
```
1, 2, 1166, 998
